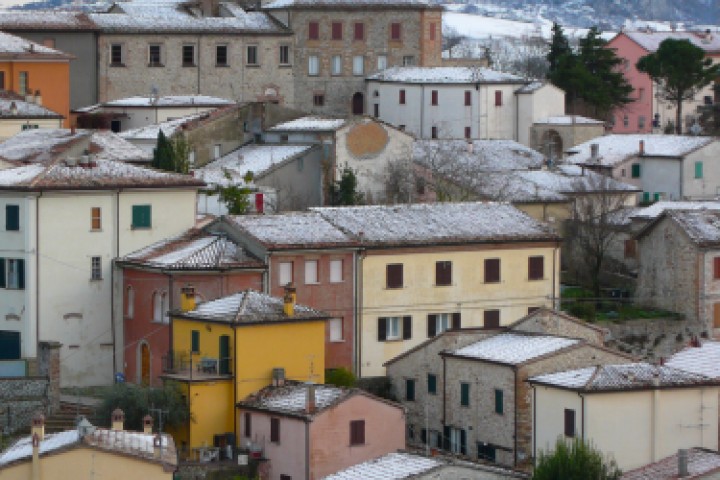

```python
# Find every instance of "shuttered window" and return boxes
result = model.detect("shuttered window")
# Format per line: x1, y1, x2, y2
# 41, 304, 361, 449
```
5, 205, 19, 231
91, 207, 101, 231
624, 240, 637, 258
354, 22, 364, 41
483, 310, 500, 328
278, 262, 293, 286
304, 260, 318, 284
428, 374, 437, 394
494, 389, 503, 414
695, 161, 704, 179
350, 420, 365, 445
390, 22, 401, 40
484, 258, 500, 283
564, 409, 576, 437
244, 412, 251, 437
329, 260, 343, 283
435, 261, 452, 286
386, 264, 403, 288
378, 316, 411, 341
2, 259, 24, 290
331, 22, 342, 40
399, 89, 406, 105
270, 418, 280, 443
528, 256, 544, 280
308, 21, 319, 40
631, 163, 641, 178
191, 330, 199, 353
494, 90, 502, 106
131, 205, 151, 229
714, 257, 720, 279
464, 90, 471, 106
431, 90, 438, 105
460, 382, 470, 406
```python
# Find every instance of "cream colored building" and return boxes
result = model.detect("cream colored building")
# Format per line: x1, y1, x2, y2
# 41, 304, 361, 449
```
529, 363, 720, 471
0, 96, 64, 141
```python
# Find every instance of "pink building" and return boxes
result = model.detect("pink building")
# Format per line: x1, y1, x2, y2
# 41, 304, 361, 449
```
238, 382, 406, 480
607, 31, 720, 134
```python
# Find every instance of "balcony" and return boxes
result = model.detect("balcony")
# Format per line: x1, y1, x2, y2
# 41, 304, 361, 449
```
161, 350, 232, 381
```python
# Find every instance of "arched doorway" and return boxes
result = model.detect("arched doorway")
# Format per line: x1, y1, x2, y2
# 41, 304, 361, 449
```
352, 92, 364, 115
139, 342, 151, 386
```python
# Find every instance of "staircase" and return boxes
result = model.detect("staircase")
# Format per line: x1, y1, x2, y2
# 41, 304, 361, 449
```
44, 401, 100, 433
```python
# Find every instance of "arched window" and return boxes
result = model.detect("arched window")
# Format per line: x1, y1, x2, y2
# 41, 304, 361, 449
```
161, 292, 169, 324
125, 286, 135, 319
153, 292, 162, 323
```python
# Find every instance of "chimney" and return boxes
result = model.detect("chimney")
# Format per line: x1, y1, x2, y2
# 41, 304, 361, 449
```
678, 449, 689, 477
639, 140, 645, 155
111, 408, 124, 431
143, 414, 153, 434
283, 283, 296, 317
466, 141, 474, 154
153, 434, 163, 459
181, 285, 197, 312
31, 412, 45, 441
590, 143, 599, 161
9, 101, 17, 115
272, 367, 286, 387
34, 90, 42, 106
199, 0, 219, 16
306, 384, 316, 414
70, 125, 76, 135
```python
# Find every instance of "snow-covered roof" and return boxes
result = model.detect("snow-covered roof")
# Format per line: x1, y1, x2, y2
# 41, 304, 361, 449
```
630, 201, 720, 221
519, 165, 639, 193
0, 98, 63, 119
267, 116, 346, 132
450, 333, 579, 365
662, 209, 720, 246
0, 430, 79, 467
621, 448, 720, 480
622, 31, 720, 53
119, 114, 204, 141
120, 228, 263, 270
101, 95, 234, 109
515, 81, 546, 94
566, 135, 714, 167
323, 452, 442, 479
666, 341, 720, 379
0, 31, 72, 59
367, 66, 525, 84
264, 0, 435, 10
239, 383, 349, 418
529, 363, 719, 391
0, 11, 98, 31
534, 115, 604, 125
413, 139, 544, 172
176, 289, 329, 324
89, 130, 154, 163
194, 144, 315, 187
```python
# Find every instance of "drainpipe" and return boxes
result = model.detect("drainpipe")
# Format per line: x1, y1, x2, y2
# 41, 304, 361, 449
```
578, 392, 585, 440
532, 385, 536, 464
355, 249, 365, 377
441, 355, 447, 425
420, 85, 425, 138
111, 189, 120, 378
651, 378, 660, 461
305, 419, 310, 480
552, 243, 559, 310
35, 192, 42, 363
196, 35, 201, 95
513, 366, 518, 467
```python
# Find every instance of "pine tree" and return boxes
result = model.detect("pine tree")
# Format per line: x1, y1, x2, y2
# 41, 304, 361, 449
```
547, 23, 571, 73
152, 130, 175, 172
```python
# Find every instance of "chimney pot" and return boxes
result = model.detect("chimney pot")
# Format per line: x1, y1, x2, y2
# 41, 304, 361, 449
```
111, 408, 125, 431
306, 384, 316, 414
31, 412, 45, 441
639, 139, 645, 155
153, 434, 162, 459
143, 414, 153, 434
590, 143, 599, 161
181, 285, 197, 312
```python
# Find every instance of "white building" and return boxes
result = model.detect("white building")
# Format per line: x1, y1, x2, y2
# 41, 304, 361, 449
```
0, 157, 203, 386
365, 67, 565, 145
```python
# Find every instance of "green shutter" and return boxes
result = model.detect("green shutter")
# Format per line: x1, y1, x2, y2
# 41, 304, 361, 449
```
695, 161, 703, 179
0, 258, 5, 288
132, 205, 151, 228
653, 192, 661, 202
17, 259, 24, 290
5, 205, 19, 231
191, 330, 200, 353
631, 163, 641, 178
428, 374, 437, 394
495, 389, 503, 414
642, 192, 650, 204
461, 383, 469, 406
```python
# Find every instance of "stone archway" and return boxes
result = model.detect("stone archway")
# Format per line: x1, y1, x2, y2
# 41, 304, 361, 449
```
541, 129, 563, 161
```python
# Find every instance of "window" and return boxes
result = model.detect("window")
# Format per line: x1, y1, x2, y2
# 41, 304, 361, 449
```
188, 150, 196, 167
631, 163, 641, 178
484, 258, 500, 283
308, 55, 319, 76
427, 312, 460, 337
638, 87, 645, 101
182, 45, 195, 66
435, 261, 452, 286
446, 426, 466, 454
460, 382, 470, 406
428, 374, 437, 394
280, 476, 291, 480
402, 55, 415, 66
216, 45, 228, 66
352, 55, 364, 76
429, 22, 436, 40
406, 379, 415, 401
483, 309, 500, 328
161, 293, 169, 323
350, 420, 365, 445
464, 90, 471, 106
377, 55, 387, 70
21, 124, 38, 131
431, 126, 438, 139
0, 72, 5, 90
331, 55, 342, 75
528, 256, 544, 280
695, 161, 704, 179
247, 45, 258, 65
91, 207, 101, 231
191, 330, 200, 353
270, 418, 280, 443
309, 21, 319, 40
399, 89, 406, 105
624, 239, 637, 259
125, 286, 134, 319
354, 22, 364, 41
329, 318, 343, 342
278, 262, 293, 286
131, 205, 151, 229
0, 258, 25, 289
378, 316, 411, 341
494, 90, 502, 106
331, 22, 342, 40
386, 263, 403, 288
152, 292, 162, 322
477, 443, 496, 462
244, 412, 251, 437
304, 260, 318, 284
494, 389, 503, 414
91, 256, 102, 280
279, 45, 290, 65
110, 44, 123, 65
431, 90, 438, 106
638, 115, 646, 129
465, 127, 471, 139
390, 22, 401, 41
148, 45, 162, 66
715, 303, 720, 329
329, 259, 343, 283
5, 205, 19, 231
623, 115, 629, 127
18, 72, 28, 95
714, 257, 720, 279
313, 93, 325, 107
564, 409, 576, 437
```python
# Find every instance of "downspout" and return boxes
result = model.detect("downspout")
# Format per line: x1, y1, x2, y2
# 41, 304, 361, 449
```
233, 322, 237, 451
552, 243, 558, 310
111, 189, 120, 377
35, 192, 42, 359
305, 419, 310, 480
167, 271, 174, 376
441, 355, 447, 426
351, 249, 357, 377
515, 92, 519, 142
264, 252, 271, 293
355, 249, 364, 377
196, 34, 201, 95
679, 157, 684, 199
532, 385, 536, 464
651, 380, 660, 461
420, 85, 425, 138
513, 366, 518, 467
578, 392, 585, 440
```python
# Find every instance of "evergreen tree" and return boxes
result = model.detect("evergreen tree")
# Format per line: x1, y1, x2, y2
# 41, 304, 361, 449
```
547, 23, 572, 73
533, 438, 621, 480
330, 166, 363, 206
152, 130, 175, 171
637, 38, 720, 134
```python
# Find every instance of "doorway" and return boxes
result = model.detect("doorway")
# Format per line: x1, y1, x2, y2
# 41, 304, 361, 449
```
352, 92, 364, 115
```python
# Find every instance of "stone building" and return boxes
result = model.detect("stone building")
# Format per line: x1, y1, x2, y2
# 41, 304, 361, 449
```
265, 0, 443, 116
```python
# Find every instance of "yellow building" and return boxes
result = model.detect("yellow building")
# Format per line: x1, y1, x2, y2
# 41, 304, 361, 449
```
163, 287, 329, 456
0, 411, 176, 479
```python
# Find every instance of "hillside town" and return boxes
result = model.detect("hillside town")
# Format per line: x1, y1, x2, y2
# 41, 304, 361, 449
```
0, 0, 718, 479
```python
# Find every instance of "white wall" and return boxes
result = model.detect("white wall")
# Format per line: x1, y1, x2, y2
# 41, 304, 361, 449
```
683, 142, 720, 200
102, 105, 219, 132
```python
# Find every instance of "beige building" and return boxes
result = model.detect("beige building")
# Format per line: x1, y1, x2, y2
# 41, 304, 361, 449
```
529, 363, 720, 471
0, 95, 63, 141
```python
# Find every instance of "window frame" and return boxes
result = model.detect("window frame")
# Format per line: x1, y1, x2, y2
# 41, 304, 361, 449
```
331, 55, 342, 76
427, 373, 437, 394
483, 309, 500, 328
390, 22, 401, 41
631, 163, 641, 178
279, 45, 290, 65
131, 205, 152, 229
313, 93, 325, 107
308, 54, 320, 76
308, 21, 320, 40
494, 90, 502, 106
0, 258, 25, 290
378, 315, 411, 341
91, 256, 102, 281
216, 44, 228, 66
246, 45, 259, 66
353, 22, 364, 41
352, 55, 364, 76
304, 259, 319, 285
244, 412, 252, 438
148, 44, 162, 67
331, 22, 343, 41
110, 43, 123, 66
270, 417, 280, 443
349, 420, 365, 445
405, 378, 416, 401
464, 90, 471, 106
191, 330, 200, 353
125, 285, 134, 319
329, 259, 343, 283
399, 89, 406, 105
329, 318, 344, 342
431, 90, 438, 106
377, 55, 387, 70
714, 257, 720, 280
564, 408, 576, 437
484, 258, 500, 283
18, 71, 29, 96
494, 389, 503, 415
695, 161, 703, 179
435, 260, 452, 286
182, 44, 196, 67
460, 382, 470, 406
278, 261, 293, 286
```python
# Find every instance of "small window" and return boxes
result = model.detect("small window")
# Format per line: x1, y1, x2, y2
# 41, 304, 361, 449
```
5, 205, 19, 231
431, 126, 438, 139
528, 256, 544, 281
331, 22, 342, 40
464, 127, 471, 139
464, 90, 471, 106
399, 89, 406, 105
182, 45, 195, 66
91, 256, 102, 280
309, 21, 319, 40
714, 257, 720, 279
494, 389, 503, 414
695, 161, 703, 179
378, 316, 411, 341
435, 261, 452, 286
460, 382, 470, 406
329, 318, 343, 342
244, 412, 251, 437
18, 72, 29, 95
494, 90, 502, 106
125, 286, 134, 319
216, 45, 228, 66
373, 103, 379, 117
390, 22, 401, 41
483, 309, 500, 328
313, 93, 325, 107
304, 260, 318, 284
431, 90, 438, 106
406, 378, 416, 401
402, 55, 415, 66
350, 420, 365, 445
279, 45, 290, 65
354, 22, 364, 41
427, 312, 460, 337
21, 124, 38, 131
213, 144, 221, 160
564, 409, 576, 437
0, 72, 5, 90
278, 262, 293, 286
152, 292, 162, 322
331, 55, 342, 75
110, 44, 123, 65
638, 115, 646, 129
427, 374, 437, 394
131, 205, 151, 229
270, 417, 280, 443
191, 330, 200, 353
352, 55, 364, 76
308, 55, 319, 76
386, 263, 403, 288
280, 476, 291, 480
623, 115, 629, 127
377, 55, 387, 70
246, 45, 258, 65
484, 258, 500, 283
478, 443, 496, 462
330, 259, 343, 283
631, 163, 641, 178
624, 239, 637, 259
642, 192, 650, 203
91, 207, 101, 231
1, 258, 25, 289
148, 44, 162, 66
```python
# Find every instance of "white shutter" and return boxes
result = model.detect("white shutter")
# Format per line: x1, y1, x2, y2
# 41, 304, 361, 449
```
279, 262, 293, 286
304, 260, 318, 284
329, 259, 343, 283
329, 318, 343, 342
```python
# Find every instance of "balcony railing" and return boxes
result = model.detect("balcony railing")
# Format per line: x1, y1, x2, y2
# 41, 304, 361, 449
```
162, 350, 232, 379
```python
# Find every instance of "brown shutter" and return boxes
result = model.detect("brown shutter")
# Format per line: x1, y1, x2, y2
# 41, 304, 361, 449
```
354, 22, 364, 40
528, 256, 544, 280
350, 420, 365, 445
431, 90, 438, 105
714, 258, 720, 279
564, 409, 575, 437
270, 417, 280, 442
391, 23, 401, 40
464, 90, 471, 106
309, 22, 319, 40
427, 314, 437, 338
332, 22, 342, 40
435, 261, 451, 286
484, 258, 500, 283
451, 312, 461, 330
378, 317, 387, 341
483, 310, 500, 328
624, 240, 637, 259
495, 90, 502, 106
387, 264, 403, 288
402, 316, 412, 340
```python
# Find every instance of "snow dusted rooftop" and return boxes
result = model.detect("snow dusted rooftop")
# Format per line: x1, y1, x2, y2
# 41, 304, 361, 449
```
621, 448, 720, 480
120, 114, 204, 141
534, 115, 604, 125
89, 130, 154, 163
0, 98, 63, 119
323, 452, 442, 479
0, 31, 72, 58
101, 95, 234, 109
566, 135, 714, 167
368, 66, 525, 84
666, 341, 720, 379
413, 139, 544, 172
264, 0, 435, 9
450, 333, 579, 365
267, 116, 347, 132
0, 11, 97, 31
121, 228, 263, 270
630, 201, 720, 221
661, 209, 720, 246
177, 289, 329, 324
240, 383, 350, 418
623, 30, 720, 53
529, 363, 719, 391
0, 430, 79, 467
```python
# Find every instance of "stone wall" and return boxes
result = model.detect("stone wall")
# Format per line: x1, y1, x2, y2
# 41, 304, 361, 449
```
510, 309, 606, 345
603, 317, 706, 362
